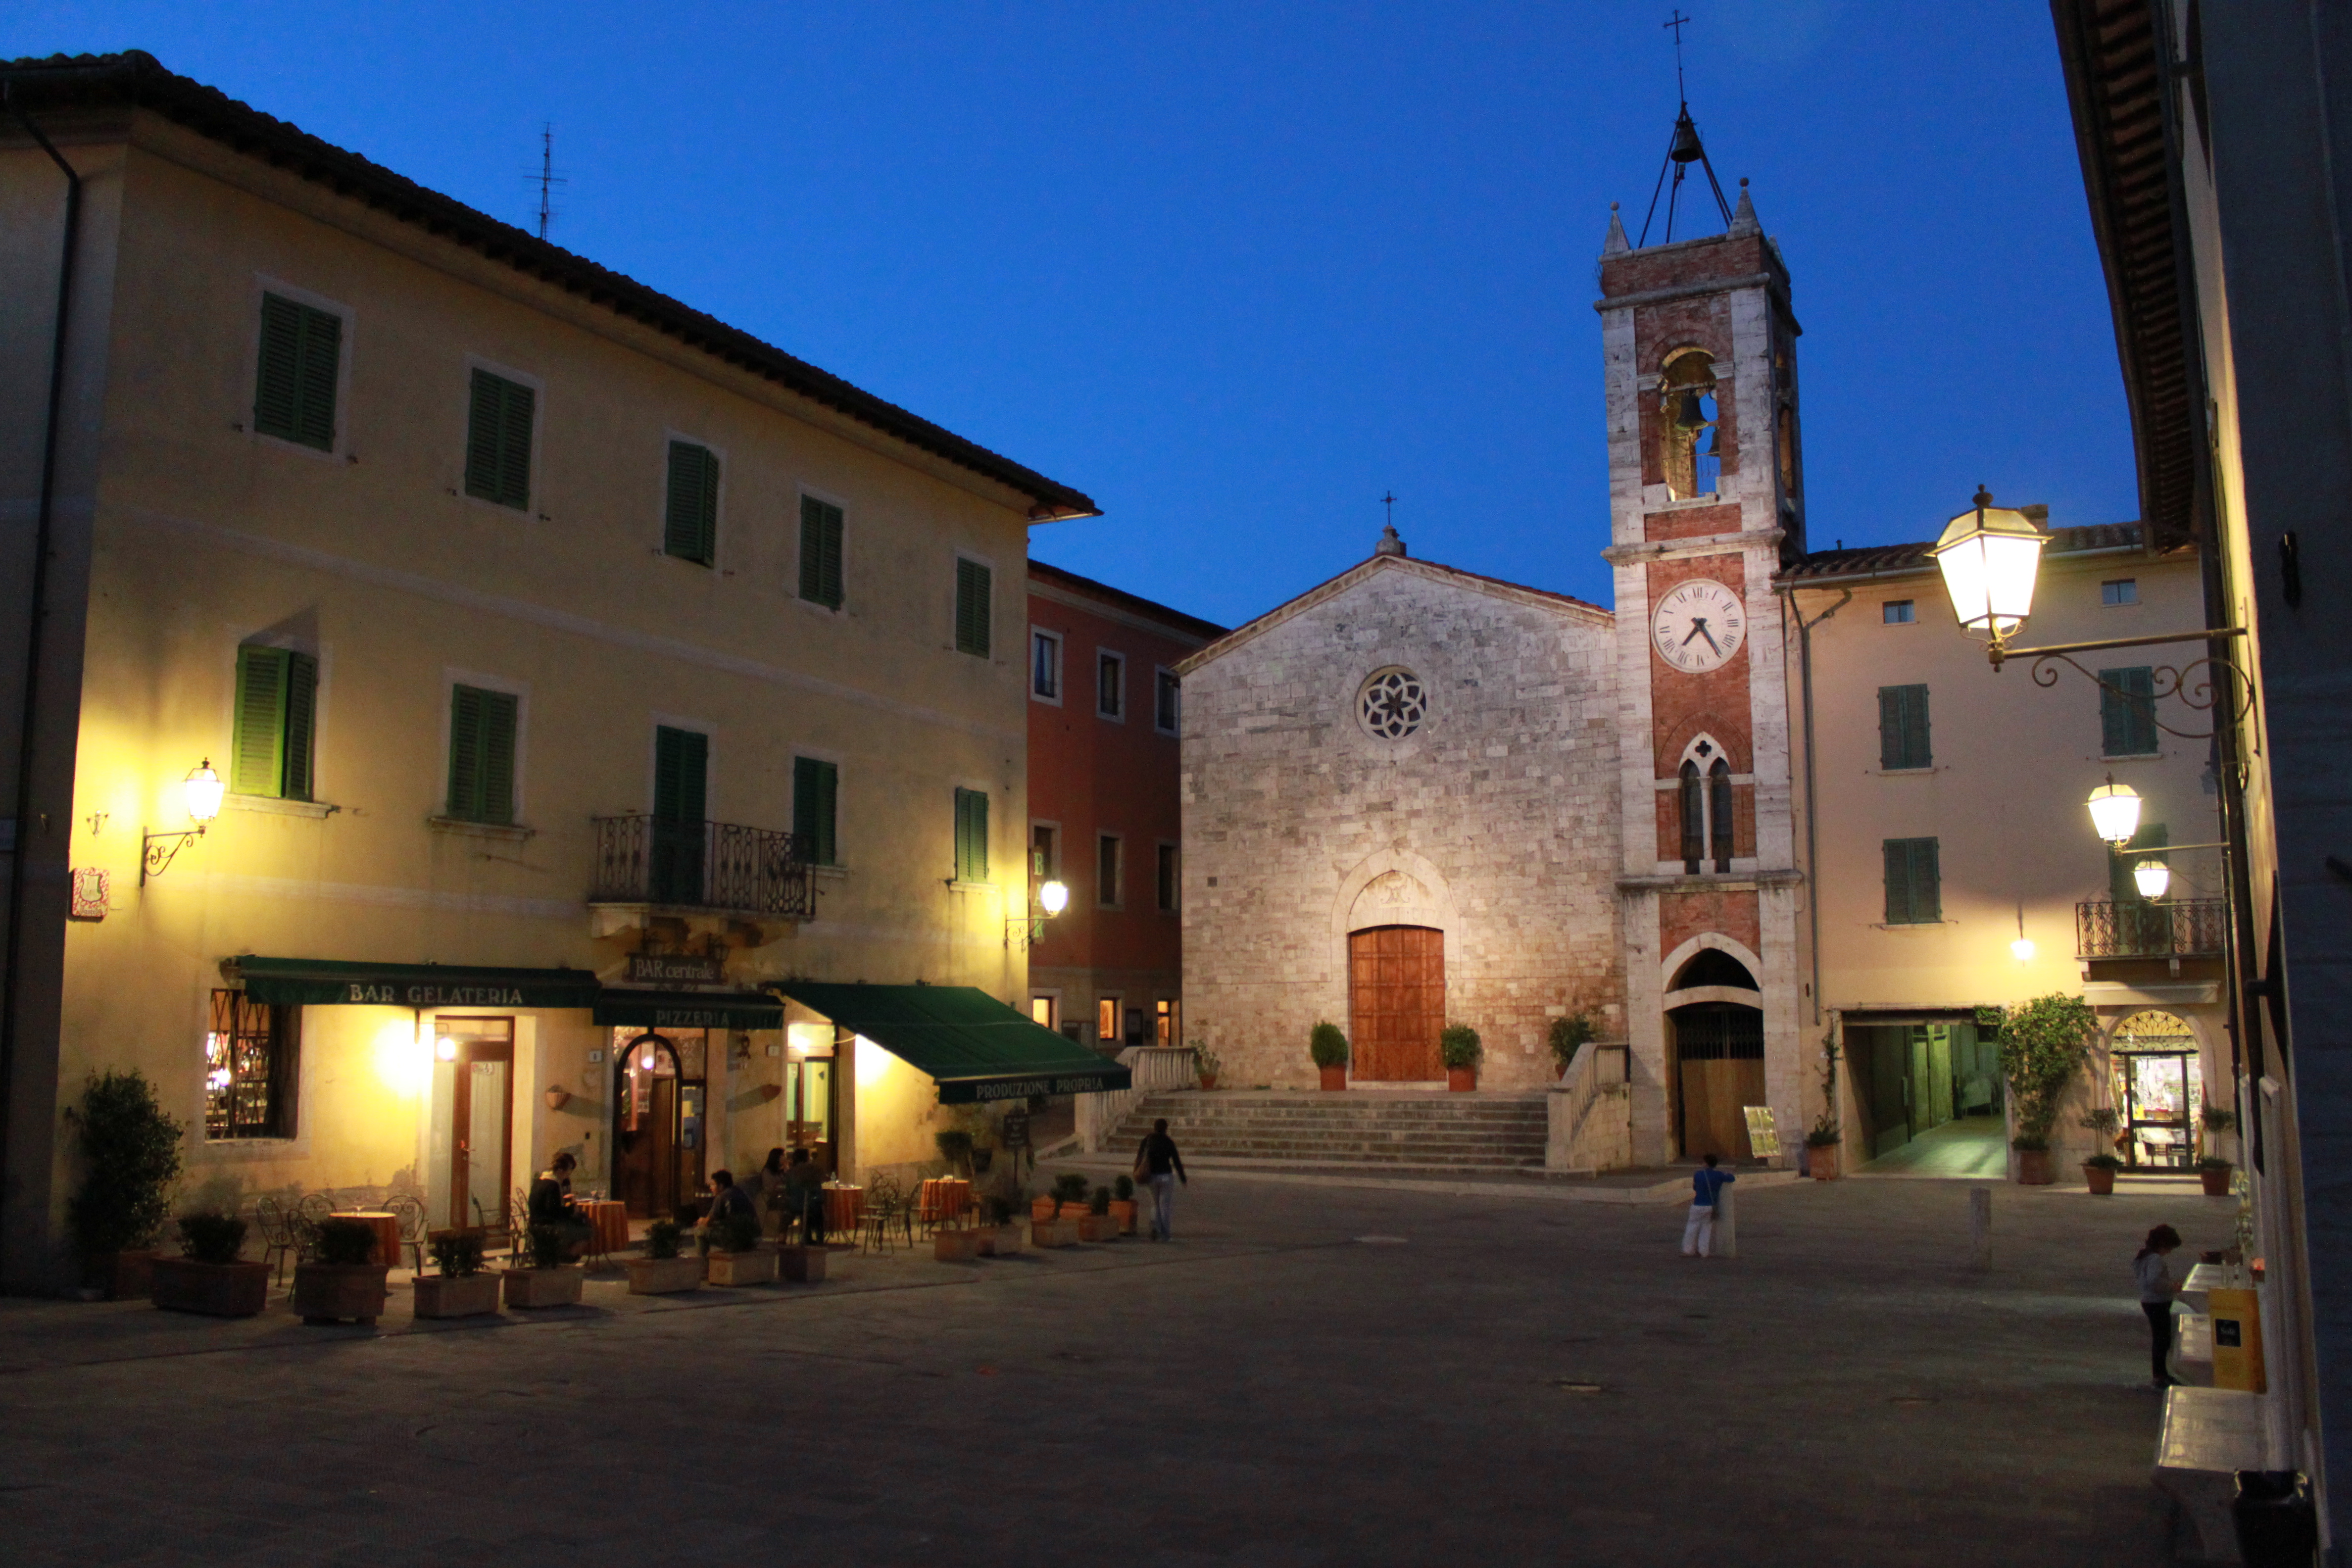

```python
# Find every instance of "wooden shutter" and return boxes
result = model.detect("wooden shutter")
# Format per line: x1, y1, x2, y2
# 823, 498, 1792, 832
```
654, 727, 709, 823
232, 646, 290, 797
446, 685, 518, 824
294, 308, 340, 450
1098, 834, 1120, 905
799, 497, 843, 608
2100, 667, 2158, 755
955, 559, 991, 656
281, 652, 318, 802
1885, 837, 1941, 924
793, 756, 837, 865
955, 788, 989, 882
254, 296, 339, 451
1879, 685, 1930, 770
466, 371, 534, 508
666, 441, 718, 565
447, 685, 483, 820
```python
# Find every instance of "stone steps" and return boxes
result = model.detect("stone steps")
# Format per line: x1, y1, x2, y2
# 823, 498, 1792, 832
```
1113, 1092, 1548, 1169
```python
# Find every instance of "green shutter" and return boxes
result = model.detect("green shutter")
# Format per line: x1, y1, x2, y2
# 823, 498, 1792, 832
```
799, 497, 844, 609
793, 756, 838, 865
281, 653, 318, 802
666, 442, 719, 565
447, 686, 483, 820
954, 787, 989, 882
232, 646, 290, 798
478, 690, 517, 825
2100, 667, 2158, 755
654, 727, 708, 823
1884, 837, 1941, 924
465, 371, 534, 509
955, 559, 991, 657
446, 685, 518, 824
1878, 685, 1930, 770
254, 295, 340, 451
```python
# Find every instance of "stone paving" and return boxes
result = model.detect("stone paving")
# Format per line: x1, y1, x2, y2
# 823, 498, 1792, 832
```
0, 1173, 2235, 1566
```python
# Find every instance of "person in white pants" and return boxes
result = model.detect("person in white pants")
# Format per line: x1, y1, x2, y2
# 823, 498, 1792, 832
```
1681, 1152, 1735, 1257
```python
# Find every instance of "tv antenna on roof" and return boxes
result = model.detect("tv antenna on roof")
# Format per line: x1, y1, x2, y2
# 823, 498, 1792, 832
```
527, 124, 568, 241
1636, 12, 1733, 246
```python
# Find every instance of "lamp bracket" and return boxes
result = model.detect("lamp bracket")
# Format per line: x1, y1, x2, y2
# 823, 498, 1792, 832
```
140, 825, 205, 886
2020, 647, 2254, 741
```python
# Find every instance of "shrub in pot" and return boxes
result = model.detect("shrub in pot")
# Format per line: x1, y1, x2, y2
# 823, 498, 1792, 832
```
414, 1230, 499, 1319
293, 1216, 392, 1325
1077, 1184, 1117, 1242
2011, 1136, 2055, 1186
503, 1224, 586, 1308
2200, 1156, 2235, 1197
1440, 1025, 1483, 1092
65, 1069, 184, 1299
1053, 1171, 1091, 1220
705, 1212, 776, 1286
934, 1128, 976, 1177
1193, 1041, 1221, 1090
1548, 1014, 1597, 1080
1804, 1121, 1842, 1181
2083, 1152, 2123, 1196
628, 1219, 703, 1295
1309, 1022, 1349, 1091
1997, 994, 2095, 1184
1029, 1192, 1059, 1223
151, 1211, 269, 1318
1108, 1174, 1137, 1234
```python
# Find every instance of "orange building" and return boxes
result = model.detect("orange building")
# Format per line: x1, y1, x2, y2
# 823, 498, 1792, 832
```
1024, 562, 1224, 1052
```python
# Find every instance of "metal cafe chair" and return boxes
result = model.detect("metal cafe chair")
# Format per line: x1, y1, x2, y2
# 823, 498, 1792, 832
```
253, 1196, 298, 1285
296, 1190, 335, 1228
385, 1194, 429, 1273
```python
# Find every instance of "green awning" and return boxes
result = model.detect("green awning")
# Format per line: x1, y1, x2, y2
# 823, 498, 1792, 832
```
770, 981, 1130, 1104
593, 989, 783, 1030
232, 956, 600, 1009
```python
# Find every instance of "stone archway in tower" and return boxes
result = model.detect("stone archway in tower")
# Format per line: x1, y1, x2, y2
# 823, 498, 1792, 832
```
1664, 948, 1764, 1162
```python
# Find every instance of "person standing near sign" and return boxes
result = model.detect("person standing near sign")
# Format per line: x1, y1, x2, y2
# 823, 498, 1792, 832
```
1135, 1118, 1187, 1241
2136, 1224, 2185, 1388
1681, 1153, 1734, 1258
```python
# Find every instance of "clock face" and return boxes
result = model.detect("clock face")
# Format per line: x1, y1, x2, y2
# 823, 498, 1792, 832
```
1651, 579, 1746, 674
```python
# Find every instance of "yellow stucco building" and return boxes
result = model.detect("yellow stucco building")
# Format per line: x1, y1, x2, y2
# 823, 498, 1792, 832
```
0, 53, 1116, 1283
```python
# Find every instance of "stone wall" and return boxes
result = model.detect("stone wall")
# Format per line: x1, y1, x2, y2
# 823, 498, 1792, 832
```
1179, 558, 1625, 1090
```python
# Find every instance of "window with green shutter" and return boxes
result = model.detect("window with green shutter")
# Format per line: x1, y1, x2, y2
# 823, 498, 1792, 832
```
664, 441, 720, 566
464, 369, 535, 509
253, 294, 342, 451
232, 645, 319, 801
954, 787, 990, 882
799, 496, 844, 609
1877, 684, 1932, 770
2099, 667, 2158, 755
793, 756, 838, 866
954, 559, 991, 657
1882, 837, 1942, 925
445, 685, 519, 824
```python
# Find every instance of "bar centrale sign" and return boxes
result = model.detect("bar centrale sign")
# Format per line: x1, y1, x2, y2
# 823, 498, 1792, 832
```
625, 953, 727, 985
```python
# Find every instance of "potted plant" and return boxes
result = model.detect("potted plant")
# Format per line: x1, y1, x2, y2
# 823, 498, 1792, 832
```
292, 1216, 392, 1325
706, 1212, 777, 1286
779, 1226, 831, 1281
934, 1128, 976, 1177
1029, 1190, 1060, 1223
1108, 1174, 1138, 1234
413, 1230, 500, 1319
1193, 1040, 1221, 1090
1804, 1119, 1842, 1180
65, 1069, 184, 1301
2200, 1155, 2235, 1197
1997, 993, 2096, 1186
627, 1219, 704, 1294
1548, 1013, 1597, 1079
151, 1211, 269, 1318
2083, 1152, 2123, 1196
1077, 1184, 1118, 1243
1053, 1171, 1091, 1221
1440, 1025, 1482, 1092
1309, 1022, 1349, 1091
503, 1225, 586, 1308
2201, 1098, 2235, 1165
2078, 1107, 2122, 1192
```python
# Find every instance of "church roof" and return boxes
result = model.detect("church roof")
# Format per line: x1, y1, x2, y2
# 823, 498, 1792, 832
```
1175, 552, 1611, 677
1777, 522, 2150, 586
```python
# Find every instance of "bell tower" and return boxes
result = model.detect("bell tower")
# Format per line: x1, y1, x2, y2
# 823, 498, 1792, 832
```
1600, 111, 1807, 1167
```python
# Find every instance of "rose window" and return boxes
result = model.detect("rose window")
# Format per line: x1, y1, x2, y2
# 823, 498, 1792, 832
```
1358, 668, 1426, 739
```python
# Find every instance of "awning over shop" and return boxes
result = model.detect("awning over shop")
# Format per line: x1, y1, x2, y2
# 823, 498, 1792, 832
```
770, 981, 1131, 1104
231, 956, 600, 1009
593, 989, 783, 1031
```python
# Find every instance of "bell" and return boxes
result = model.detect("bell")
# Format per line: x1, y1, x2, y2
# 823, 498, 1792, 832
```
1669, 110, 1705, 165
1673, 390, 1709, 431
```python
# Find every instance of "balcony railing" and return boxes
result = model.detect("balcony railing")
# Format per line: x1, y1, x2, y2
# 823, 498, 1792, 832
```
2076, 898, 2226, 960
589, 815, 817, 920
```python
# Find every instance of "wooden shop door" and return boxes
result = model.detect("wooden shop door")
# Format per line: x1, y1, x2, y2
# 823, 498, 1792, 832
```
1672, 1003, 1766, 1162
1348, 925, 1445, 1080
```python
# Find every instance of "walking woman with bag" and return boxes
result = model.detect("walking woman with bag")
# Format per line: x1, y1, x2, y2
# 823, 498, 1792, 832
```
1134, 1118, 1188, 1241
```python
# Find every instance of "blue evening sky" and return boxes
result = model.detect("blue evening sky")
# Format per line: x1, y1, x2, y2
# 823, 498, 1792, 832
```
11, 2, 2132, 629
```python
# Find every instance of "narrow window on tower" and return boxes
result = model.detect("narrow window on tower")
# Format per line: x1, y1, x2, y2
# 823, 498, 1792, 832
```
1678, 761, 1704, 875
1708, 758, 1734, 873
1659, 349, 1720, 501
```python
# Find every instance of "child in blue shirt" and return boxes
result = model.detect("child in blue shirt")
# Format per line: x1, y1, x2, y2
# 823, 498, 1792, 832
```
1681, 1153, 1735, 1257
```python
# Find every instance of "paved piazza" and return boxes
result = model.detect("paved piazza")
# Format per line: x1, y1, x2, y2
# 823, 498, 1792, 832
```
0, 1174, 2226, 1566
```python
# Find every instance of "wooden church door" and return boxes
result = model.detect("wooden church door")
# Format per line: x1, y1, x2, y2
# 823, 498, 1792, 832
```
1348, 925, 1445, 1079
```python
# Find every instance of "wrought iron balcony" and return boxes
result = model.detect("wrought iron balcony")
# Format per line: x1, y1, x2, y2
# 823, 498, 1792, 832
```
2075, 898, 2226, 960
589, 815, 817, 920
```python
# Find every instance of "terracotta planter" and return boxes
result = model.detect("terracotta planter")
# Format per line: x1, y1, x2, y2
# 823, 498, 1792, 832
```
2014, 1148, 2055, 1186
1108, 1199, 1137, 1234
1032, 1219, 1078, 1248
292, 1262, 392, 1325
1320, 1065, 1348, 1092
707, 1248, 777, 1286
779, 1245, 830, 1282
984, 1224, 1023, 1256
2201, 1164, 2234, 1196
933, 1227, 983, 1262
626, 1255, 705, 1295
1030, 1196, 1059, 1222
1077, 1213, 1117, 1243
151, 1257, 270, 1318
2084, 1163, 2118, 1196
1447, 1067, 1476, 1093
1199, 1073, 1218, 1090
1807, 1143, 1840, 1181
101, 1248, 159, 1300
412, 1273, 501, 1319
501, 1266, 584, 1309
1059, 1201, 1091, 1220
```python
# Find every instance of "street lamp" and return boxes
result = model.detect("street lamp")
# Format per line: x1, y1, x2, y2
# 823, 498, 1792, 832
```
1008, 877, 1070, 948
1930, 487, 2047, 663
2133, 860, 2173, 900
141, 759, 224, 885
2087, 776, 2143, 846
1039, 879, 1069, 917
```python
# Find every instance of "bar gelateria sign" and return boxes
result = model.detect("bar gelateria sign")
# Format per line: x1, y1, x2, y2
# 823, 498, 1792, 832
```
228, 957, 600, 1010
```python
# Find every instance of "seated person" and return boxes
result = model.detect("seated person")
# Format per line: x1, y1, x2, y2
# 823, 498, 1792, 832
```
527, 1151, 594, 1259
706, 1170, 759, 1227
783, 1148, 827, 1245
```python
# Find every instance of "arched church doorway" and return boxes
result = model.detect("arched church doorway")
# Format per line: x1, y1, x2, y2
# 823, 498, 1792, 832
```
1665, 948, 1764, 1161
613, 1031, 708, 1219
1348, 925, 1444, 1080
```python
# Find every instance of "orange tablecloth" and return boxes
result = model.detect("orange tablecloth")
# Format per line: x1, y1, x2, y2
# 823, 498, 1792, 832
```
332, 1211, 401, 1267
577, 1199, 628, 1255
918, 1178, 972, 1222
823, 1186, 864, 1233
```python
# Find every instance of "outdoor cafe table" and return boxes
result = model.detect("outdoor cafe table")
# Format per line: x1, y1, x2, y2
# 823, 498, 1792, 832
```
823, 1185, 864, 1234
576, 1199, 629, 1257
918, 1178, 972, 1223
332, 1211, 401, 1268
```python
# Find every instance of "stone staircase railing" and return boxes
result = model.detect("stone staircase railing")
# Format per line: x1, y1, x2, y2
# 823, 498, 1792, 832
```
1077, 1045, 1198, 1152
1547, 1040, 1632, 1173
